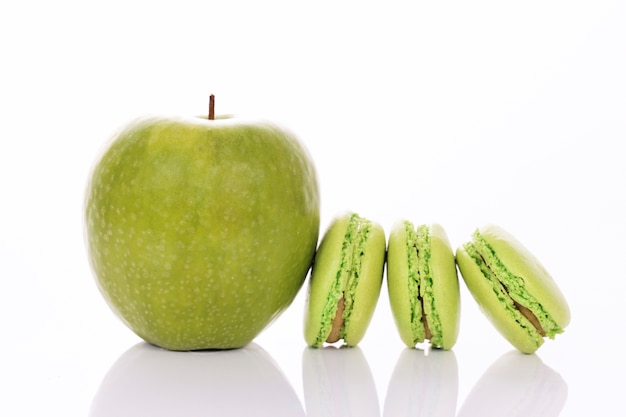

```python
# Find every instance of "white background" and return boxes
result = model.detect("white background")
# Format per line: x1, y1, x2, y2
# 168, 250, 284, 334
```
1, 0, 625, 415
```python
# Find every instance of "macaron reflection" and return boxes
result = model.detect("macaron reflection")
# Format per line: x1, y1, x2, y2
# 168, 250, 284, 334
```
302, 346, 380, 417
90, 342, 305, 417
457, 351, 567, 416
383, 347, 458, 417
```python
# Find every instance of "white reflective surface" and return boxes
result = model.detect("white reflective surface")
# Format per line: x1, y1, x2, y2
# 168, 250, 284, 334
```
456, 351, 567, 417
384, 348, 459, 417
2, 1, 625, 415
90, 343, 304, 417
303, 346, 379, 417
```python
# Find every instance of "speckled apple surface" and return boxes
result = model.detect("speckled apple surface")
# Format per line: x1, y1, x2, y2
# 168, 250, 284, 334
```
456, 224, 571, 354
85, 115, 320, 350
304, 213, 386, 347
387, 221, 460, 350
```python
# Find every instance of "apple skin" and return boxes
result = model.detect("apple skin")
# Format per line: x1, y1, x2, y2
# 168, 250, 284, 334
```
85, 115, 320, 350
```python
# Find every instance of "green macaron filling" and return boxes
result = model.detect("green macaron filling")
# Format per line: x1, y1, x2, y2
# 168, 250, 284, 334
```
313, 213, 372, 347
464, 230, 564, 342
404, 222, 443, 347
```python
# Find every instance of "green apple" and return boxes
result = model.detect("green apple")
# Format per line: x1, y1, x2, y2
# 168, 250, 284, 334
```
85, 105, 320, 350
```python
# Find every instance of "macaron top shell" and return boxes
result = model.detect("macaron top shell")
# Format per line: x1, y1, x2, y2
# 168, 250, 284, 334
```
304, 212, 386, 347
387, 221, 460, 350
304, 215, 348, 347
428, 223, 461, 348
342, 222, 386, 345
386, 223, 418, 347
456, 224, 570, 354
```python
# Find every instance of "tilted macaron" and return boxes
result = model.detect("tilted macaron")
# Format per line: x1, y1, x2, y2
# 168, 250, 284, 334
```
455, 225, 571, 354
387, 221, 460, 350
304, 212, 386, 348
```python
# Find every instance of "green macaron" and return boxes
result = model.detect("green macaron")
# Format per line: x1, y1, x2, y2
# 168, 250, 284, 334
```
304, 212, 386, 348
387, 221, 460, 350
455, 225, 571, 354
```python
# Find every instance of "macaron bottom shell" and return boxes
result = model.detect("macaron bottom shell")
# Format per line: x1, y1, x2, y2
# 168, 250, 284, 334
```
456, 246, 545, 354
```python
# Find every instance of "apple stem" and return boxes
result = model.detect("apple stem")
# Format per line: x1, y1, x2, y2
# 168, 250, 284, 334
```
209, 94, 215, 120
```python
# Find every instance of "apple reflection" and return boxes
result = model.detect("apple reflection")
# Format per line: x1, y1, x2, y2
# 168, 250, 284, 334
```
457, 351, 567, 417
384, 348, 458, 417
90, 342, 305, 417
302, 346, 380, 417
